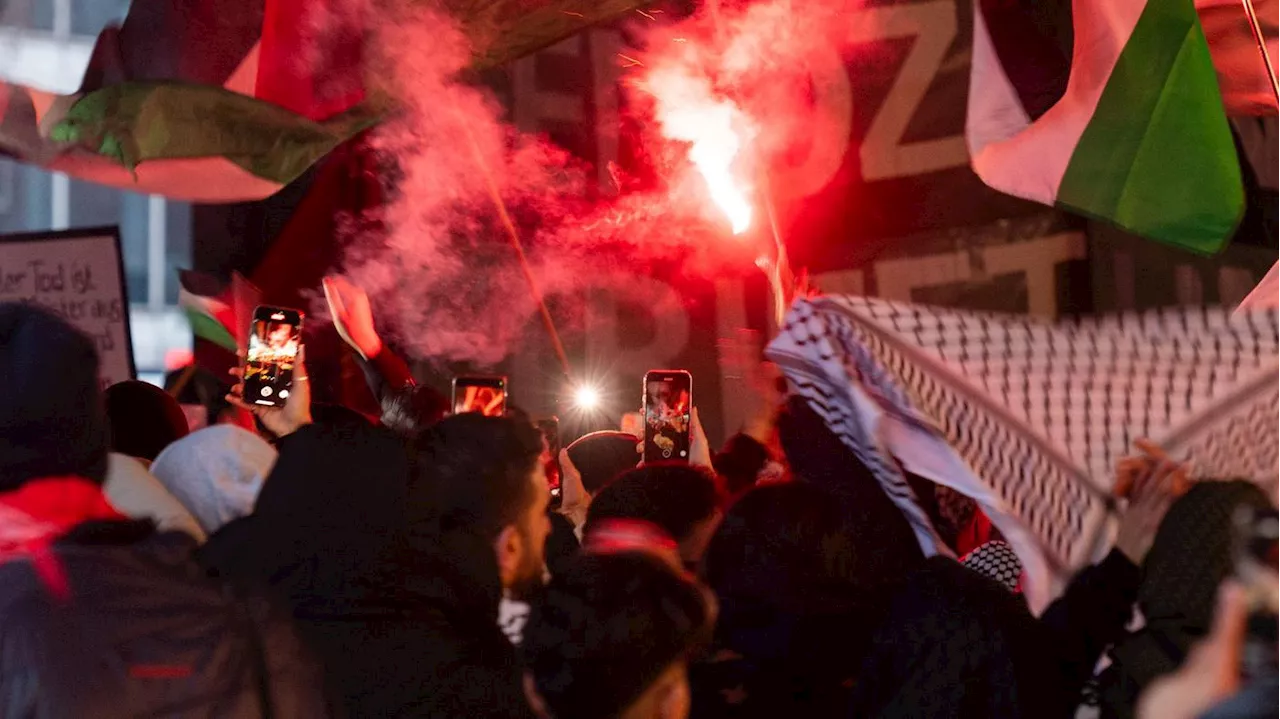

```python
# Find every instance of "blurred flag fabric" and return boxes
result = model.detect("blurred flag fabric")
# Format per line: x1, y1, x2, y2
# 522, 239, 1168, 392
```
178, 270, 262, 353
0, 0, 647, 202
966, 0, 1248, 254
768, 295, 1279, 611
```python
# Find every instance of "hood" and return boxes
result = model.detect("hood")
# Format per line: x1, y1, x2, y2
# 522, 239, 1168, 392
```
1141, 480, 1272, 627
104, 453, 206, 542
201, 421, 502, 627
151, 425, 276, 535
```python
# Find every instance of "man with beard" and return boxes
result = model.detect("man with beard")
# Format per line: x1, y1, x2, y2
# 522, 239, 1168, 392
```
202, 411, 548, 718
408, 412, 551, 717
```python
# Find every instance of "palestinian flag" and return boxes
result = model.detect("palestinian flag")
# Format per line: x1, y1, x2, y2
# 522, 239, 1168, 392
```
178, 271, 262, 353
0, 0, 648, 203
967, 0, 1245, 254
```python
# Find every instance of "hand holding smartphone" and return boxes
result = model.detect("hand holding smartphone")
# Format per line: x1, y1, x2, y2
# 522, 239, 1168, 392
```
243, 306, 303, 408
226, 305, 311, 438
643, 370, 692, 463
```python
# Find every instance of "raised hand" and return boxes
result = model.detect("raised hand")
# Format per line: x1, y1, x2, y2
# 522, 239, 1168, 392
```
323, 275, 383, 360
1114, 439, 1190, 565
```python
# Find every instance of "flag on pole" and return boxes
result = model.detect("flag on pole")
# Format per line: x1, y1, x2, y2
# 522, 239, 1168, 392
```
0, 0, 648, 203
967, 0, 1245, 254
178, 270, 262, 353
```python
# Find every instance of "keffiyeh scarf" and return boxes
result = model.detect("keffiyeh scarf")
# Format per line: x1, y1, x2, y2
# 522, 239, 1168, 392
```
767, 296, 1278, 611
961, 540, 1023, 594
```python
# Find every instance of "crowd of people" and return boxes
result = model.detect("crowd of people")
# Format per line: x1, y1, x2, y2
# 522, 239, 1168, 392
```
0, 276, 1274, 719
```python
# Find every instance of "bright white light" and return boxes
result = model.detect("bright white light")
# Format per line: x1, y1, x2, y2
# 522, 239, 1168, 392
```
574, 385, 601, 410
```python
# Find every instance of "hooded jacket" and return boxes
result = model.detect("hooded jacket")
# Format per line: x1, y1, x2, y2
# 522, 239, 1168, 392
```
0, 478, 326, 718
151, 424, 277, 535
0, 303, 324, 718
849, 549, 1139, 719
103, 452, 207, 541
201, 421, 534, 719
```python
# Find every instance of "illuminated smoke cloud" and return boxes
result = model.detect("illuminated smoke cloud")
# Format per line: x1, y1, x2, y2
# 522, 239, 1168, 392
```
332, 0, 855, 366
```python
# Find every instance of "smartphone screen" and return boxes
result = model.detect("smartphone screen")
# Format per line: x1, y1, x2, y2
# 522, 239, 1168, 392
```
536, 417, 561, 493
452, 376, 508, 417
643, 370, 692, 463
243, 306, 303, 408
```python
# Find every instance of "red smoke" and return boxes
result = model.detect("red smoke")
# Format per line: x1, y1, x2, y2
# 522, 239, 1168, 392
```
331, 0, 856, 366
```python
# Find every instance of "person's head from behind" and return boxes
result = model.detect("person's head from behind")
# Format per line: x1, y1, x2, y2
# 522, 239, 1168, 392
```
104, 379, 190, 462
566, 431, 640, 497
586, 464, 725, 571
150, 424, 278, 535
1141, 479, 1273, 629
0, 303, 109, 490
712, 434, 772, 497
523, 552, 715, 719
704, 481, 886, 616
413, 413, 550, 597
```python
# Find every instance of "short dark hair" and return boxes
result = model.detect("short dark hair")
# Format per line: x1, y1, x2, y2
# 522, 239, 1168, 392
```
523, 552, 714, 719
410, 413, 544, 539
585, 464, 724, 546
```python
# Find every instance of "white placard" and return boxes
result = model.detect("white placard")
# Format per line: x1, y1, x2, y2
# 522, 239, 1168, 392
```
0, 227, 135, 386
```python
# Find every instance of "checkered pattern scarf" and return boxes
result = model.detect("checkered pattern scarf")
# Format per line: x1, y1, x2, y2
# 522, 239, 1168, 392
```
961, 540, 1023, 594
766, 296, 1278, 611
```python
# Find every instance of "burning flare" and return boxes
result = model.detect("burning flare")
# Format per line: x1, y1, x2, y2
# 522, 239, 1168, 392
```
640, 65, 753, 234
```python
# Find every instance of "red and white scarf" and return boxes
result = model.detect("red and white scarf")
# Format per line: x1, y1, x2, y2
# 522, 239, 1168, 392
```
0, 477, 125, 601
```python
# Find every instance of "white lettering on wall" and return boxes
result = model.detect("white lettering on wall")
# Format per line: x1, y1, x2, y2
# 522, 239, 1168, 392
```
846, 1, 969, 182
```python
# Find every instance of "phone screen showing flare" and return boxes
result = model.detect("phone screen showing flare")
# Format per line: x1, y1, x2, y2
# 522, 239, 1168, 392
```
243, 307, 302, 408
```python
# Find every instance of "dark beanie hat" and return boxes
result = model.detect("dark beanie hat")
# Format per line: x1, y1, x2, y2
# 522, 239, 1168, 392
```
0, 302, 109, 490
104, 380, 191, 462
566, 431, 639, 495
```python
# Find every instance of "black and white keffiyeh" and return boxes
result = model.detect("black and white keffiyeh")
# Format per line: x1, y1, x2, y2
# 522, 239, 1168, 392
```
766, 296, 1279, 611
961, 540, 1023, 594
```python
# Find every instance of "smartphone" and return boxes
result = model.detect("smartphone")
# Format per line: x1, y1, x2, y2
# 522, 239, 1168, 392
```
452, 376, 508, 417
536, 417, 562, 493
643, 370, 692, 463
243, 306, 303, 408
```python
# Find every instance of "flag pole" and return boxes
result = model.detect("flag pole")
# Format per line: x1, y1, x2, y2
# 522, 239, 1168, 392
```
1240, 0, 1279, 102
457, 116, 572, 381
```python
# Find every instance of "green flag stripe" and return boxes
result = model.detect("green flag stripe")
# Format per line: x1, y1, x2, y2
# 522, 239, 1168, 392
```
50, 82, 381, 185
184, 308, 238, 352
1057, 0, 1243, 254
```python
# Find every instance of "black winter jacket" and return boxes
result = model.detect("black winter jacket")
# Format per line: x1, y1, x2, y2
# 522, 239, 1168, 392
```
0, 521, 326, 718
202, 422, 535, 719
